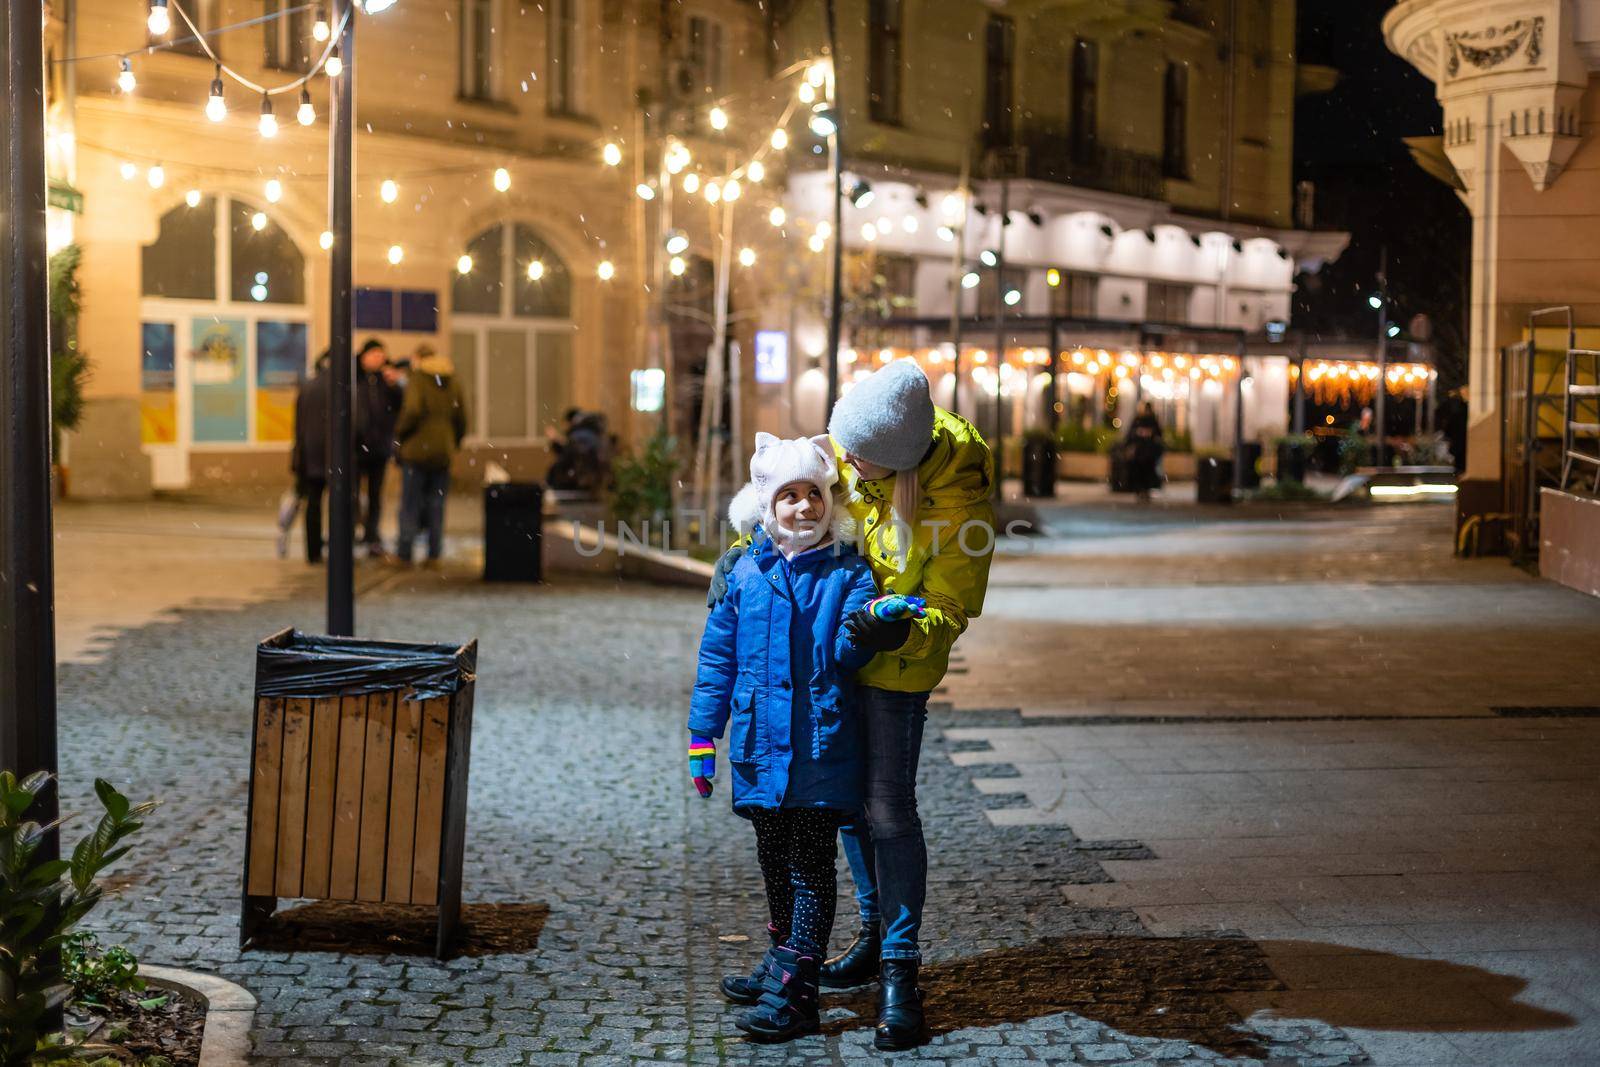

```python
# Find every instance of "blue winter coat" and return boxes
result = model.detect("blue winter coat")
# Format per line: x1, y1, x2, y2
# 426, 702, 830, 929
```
688, 531, 881, 815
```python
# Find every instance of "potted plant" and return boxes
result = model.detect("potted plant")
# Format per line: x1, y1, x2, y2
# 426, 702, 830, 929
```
48, 246, 92, 499
1274, 432, 1317, 484
1054, 423, 1117, 482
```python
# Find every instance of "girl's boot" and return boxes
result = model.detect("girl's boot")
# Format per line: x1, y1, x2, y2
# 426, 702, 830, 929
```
720, 923, 783, 1005
734, 946, 821, 1042
819, 923, 881, 988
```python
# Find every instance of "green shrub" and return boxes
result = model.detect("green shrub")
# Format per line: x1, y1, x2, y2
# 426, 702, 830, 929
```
608, 430, 679, 528
62, 933, 145, 1007
48, 245, 92, 458
1055, 423, 1118, 454
1165, 429, 1193, 454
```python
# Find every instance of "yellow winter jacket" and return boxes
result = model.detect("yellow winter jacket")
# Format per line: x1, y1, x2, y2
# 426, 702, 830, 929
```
834, 407, 997, 693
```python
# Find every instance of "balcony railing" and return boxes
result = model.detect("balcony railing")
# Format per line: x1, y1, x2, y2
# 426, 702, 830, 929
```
1005, 133, 1167, 202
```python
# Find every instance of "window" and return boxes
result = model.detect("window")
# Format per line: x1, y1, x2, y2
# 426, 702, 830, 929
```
1162, 62, 1189, 179
686, 16, 725, 99
976, 268, 1026, 317
1070, 38, 1098, 164
263, 0, 310, 73
461, 0, 496, 101
142, 196, 218, 300
1049, 271, 1098, 319
983, 16, 1015, 148
1147, 282, 1193, 324
547, 0, 579, 114
512, 224, 572, 319
867, 0, 902, 125
354, 288, 439, 332
229, 201, 305, 305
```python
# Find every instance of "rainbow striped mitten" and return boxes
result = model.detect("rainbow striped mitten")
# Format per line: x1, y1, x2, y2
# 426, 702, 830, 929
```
689, 735, 717, 798
867, 594, 927, 622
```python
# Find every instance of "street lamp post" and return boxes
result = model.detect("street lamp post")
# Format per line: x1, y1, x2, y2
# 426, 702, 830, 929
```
823, 0, 843, 420
326, 0, 356, 635
1373, 247, 1389, 469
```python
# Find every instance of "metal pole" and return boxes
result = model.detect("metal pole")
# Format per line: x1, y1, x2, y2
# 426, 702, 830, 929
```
948, 150, 970, 417
1374, 246, 1388, 469
992, 168, 1010, 494
1047, 318, 1061, 430
1293, 335, 1306, 435
1232, 344, 1247, 493
823, 0, 843, 419
326, 0, 356, 635
0, 0, 60, 840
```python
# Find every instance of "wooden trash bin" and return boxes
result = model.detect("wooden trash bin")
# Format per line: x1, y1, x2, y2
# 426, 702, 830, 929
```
241, 628, 477, 958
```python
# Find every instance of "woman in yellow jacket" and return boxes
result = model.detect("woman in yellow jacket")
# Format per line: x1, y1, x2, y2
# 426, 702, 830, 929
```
708, 360, 996, 1049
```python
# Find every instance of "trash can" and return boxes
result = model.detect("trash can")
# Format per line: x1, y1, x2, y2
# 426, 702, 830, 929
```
1021, 439, 1057, 498
243, 629, 478, 958
1196, 457, 1235, 504
483, 482, 543, 583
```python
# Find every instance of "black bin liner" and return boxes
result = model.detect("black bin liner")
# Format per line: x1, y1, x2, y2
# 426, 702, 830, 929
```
255, 629, 476, 700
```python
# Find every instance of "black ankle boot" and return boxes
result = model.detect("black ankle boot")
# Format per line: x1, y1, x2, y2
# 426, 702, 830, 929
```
874, 958, 927, 1050
818, 923, 881, 989
720, 923, 782, 1005
735, 946, 821, 1043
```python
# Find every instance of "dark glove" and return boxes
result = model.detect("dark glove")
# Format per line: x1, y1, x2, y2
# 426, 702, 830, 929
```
844, 607, 913, 654
707, 543, 745, 608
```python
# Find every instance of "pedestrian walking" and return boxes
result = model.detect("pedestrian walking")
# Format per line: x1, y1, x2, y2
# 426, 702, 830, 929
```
289, 352, 333, 564
355, 338, 403, 554
706, 359, 997, 1050
690, 432, 925, 1043
1123, 401, 1166, 502
393, 344, 467, 566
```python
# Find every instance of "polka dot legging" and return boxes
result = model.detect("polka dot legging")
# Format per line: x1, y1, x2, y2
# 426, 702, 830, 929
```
748, 808, 849, 957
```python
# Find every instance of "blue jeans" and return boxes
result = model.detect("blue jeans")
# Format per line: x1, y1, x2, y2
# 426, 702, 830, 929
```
397, 464, 449, 562
839, 686, 929, 962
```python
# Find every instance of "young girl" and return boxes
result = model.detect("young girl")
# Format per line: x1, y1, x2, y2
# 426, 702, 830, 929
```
688, 433, 924, 1042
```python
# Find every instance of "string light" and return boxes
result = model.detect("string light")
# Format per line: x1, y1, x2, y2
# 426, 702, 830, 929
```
117, 58, 136, 94
808, 104, 838, 137
682, 173, 700, 194
724, 179, 741, 201
798, 82, 816, 104
325, 47, 343, 78
771, 128, 789, 151
319, 230, 333, 249
380, 179, 397, 203
527, 260, 545, 280
1004, 289, 1022, 306
665, 142, 690, 173
185, 188, 202, 208
493, 167, 511, 192
705, 181, 721, 204
1046, 268, 1061, 287
747, 160, 765, 183
961, 271, 980, 289
980, 249, 998, 267
258, 94, 277, 138
815, 221, 832, 241
251, 211, 268, 231
146, 165, 165, 189
456, 254, 473, 275
597, 260, 616, 281
387, 244, 403, 264
147, 0, 170, 36
669, 255, 687, 276
666, 231, 690, 255
602, 142, 622, 167
635, 182, 656, 201
936, 225, 955, 242
808, 233, 825, 253
205, 67, 226, 122
768, 206, 786, 227
297, 88, 315, 126
902, 216, 918, 234
708, 106, 729, 131
861, 222, 878, 242
806, 61, 830, 88
738, 247, 756, 267
119, 161, 137, 181
312, 5, 330, 41
264, 178, 282, 202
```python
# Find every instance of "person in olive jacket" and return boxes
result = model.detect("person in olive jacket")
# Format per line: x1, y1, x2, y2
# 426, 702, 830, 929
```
393, 344, 467, 565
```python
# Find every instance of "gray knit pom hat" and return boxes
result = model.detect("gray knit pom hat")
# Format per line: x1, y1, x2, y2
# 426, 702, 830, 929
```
827, 359, 935, 471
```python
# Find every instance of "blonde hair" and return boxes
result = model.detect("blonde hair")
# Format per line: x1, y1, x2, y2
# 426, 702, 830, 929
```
884, 466, 919, 571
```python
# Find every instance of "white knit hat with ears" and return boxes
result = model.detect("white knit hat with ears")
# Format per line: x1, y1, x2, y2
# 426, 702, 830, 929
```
727, 432, 839, 535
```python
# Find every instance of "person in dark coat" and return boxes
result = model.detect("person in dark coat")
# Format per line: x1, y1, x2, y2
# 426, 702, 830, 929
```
290, 352, 333, 563
355, 338, 402, 552
544, 408, 611, 491
1124, 401, 1166, 502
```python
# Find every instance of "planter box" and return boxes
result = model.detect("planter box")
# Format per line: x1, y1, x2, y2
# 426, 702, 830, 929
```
243, 629, 478, 958
1164, 453, 1196, 481
1057, 452, 1111, 481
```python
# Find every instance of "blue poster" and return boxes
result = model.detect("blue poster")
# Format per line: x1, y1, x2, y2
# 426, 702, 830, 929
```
141, 322, 176, 391
755, 330, 789, 384
191, 318, 248, 443
256, 320, 308, 387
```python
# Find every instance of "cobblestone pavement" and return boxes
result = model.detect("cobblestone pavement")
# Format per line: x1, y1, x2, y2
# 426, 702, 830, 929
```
52, 498, 1600, 1064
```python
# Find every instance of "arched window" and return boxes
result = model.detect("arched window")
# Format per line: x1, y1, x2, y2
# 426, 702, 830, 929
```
450, 223, 575, 443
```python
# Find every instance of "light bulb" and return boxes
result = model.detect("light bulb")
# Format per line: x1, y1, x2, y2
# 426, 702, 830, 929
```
666, 232, 689, 255
1004, 289, 1022, 306
146, 165, 165, 189
527, 260, 545, 281
808, 233, 825, 253
961, 271, 980, 289
980, 249, 998, 267
602, 142, 622, 167
738, 247, 756, 268
380, 179, 397, 203
768, 206, 785, 227
669, 255, 686, 277
806, 61, 829, 88
456, 254, 473, 275
493, 167, 511, 191
635, 182, 655, 201
808, 104, 838, 137
861, 222, 877, 242
264, 178, 282, 203
297, 88, 315, 126
705, 181, 721, 204
771, 128, 788, 151
312, 7, 330, 41
747, 160, 765, 183
936, 225, 954, 242
206, 70, 226, 122
185, 189, 202, 208
147, 0, 170, 36
724, 179, 741, 202
798, 82, 816, 105
118, 58, 136, 93
682, 173, 699, 194
363, 0, 397, 12
597, 260, 615, 281
708, 106, 728, 131
258, 95, 277, 138
119, 161, 137, 181
902, 216, 918, 234
319, 230, 333, 249
325, 48, 343, 78
251, 211, 268, 232
815, 221, 832, 241
387, 244, 403, 265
